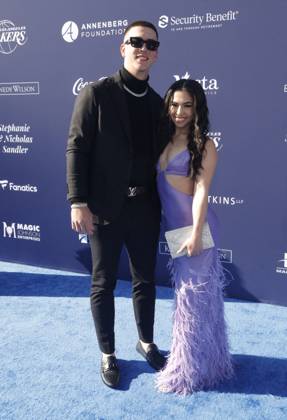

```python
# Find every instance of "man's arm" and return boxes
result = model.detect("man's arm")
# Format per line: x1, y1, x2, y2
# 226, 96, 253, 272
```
66, 85, 98, 234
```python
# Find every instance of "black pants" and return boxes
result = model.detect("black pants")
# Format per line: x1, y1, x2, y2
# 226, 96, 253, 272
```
89, 194, 160, 354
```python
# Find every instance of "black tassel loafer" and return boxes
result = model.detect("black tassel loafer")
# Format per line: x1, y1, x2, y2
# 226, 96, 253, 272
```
100, 355, 120, 388
136, 341, 166, 371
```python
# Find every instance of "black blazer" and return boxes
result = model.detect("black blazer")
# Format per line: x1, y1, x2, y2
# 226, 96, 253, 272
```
66, 71, 164, 221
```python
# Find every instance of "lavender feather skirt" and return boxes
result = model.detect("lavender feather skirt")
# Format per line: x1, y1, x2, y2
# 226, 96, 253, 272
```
155, 251, 233, 395
156, 156, 233, 395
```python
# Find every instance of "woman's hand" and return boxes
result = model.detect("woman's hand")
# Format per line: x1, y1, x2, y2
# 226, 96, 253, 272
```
177, 232, 203, 257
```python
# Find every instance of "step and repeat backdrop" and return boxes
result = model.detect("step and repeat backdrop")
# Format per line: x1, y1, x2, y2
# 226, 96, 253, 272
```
0, 1, 286, 305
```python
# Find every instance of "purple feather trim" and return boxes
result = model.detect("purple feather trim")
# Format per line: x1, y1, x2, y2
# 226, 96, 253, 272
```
156, 251, 233, 395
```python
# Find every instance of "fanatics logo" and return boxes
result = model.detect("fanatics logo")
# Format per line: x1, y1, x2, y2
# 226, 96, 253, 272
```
0, 179, 8, 190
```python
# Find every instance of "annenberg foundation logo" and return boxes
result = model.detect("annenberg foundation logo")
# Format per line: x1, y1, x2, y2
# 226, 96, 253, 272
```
61, 18, 128, 42
173, 72, 219, 95
79, 234, 88, 244
208, 195, 244, 206
0, 20, 28, 54
0, 179, 38, 193
61, 21, 79, 43
72, 76, 107, 96
158, 10, 239, 32
276, 253, 287, 275
2, 221, 41, 241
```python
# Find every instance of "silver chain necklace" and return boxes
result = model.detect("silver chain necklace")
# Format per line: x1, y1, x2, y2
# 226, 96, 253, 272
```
123, 84, 148, 97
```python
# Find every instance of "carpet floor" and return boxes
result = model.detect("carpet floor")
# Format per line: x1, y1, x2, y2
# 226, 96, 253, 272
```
0, 261, 286, 420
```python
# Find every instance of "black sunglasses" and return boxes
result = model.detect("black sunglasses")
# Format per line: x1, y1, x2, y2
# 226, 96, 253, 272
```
124, 36, 160, 51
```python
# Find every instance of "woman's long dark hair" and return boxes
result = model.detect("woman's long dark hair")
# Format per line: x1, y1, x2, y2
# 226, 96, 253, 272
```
159, 79, 210, 179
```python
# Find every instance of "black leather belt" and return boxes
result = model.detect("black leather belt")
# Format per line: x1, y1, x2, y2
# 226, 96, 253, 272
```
126, 186, 146, 197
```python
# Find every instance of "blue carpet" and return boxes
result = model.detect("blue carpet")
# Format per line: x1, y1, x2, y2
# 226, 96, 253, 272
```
0, 261, 287, 420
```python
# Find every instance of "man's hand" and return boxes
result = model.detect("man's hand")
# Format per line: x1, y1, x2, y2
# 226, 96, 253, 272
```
71, 206, 94, 235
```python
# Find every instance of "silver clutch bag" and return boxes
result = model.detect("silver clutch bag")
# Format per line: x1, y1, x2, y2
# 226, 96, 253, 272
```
165, 222, 214, 259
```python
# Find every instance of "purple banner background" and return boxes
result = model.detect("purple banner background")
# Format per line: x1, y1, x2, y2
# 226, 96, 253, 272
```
1, 1, 287, 305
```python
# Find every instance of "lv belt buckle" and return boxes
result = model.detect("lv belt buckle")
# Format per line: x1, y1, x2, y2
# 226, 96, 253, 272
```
128, 187, 137, 197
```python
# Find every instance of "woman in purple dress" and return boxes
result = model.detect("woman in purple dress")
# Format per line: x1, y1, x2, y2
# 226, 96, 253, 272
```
156, 79, 233, 395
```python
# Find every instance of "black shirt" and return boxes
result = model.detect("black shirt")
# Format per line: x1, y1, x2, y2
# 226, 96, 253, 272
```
120, 67, 154, 187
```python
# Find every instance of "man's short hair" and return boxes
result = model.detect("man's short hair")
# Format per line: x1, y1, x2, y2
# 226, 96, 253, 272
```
124, 20, 158, 40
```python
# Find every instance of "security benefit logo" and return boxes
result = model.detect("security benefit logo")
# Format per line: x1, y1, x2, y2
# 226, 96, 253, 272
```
158, 10, 239, 32
3, 222, 41, 242
276, 253, 287, 275
0, 20, 28, 55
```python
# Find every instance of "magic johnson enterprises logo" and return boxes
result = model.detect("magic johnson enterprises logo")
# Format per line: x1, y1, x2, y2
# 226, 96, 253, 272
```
276, 253, 287, 275
0, 123, 33, 155
173, 73, 219, 95
72, 76, 107, 96
0, 179, 38, 193
208, 195, 244, 206
158, 10, 239, 32
61, 18, 128, 42
0, 82, 40, 96
0, 20, 28, 54
3, 221, 41, 242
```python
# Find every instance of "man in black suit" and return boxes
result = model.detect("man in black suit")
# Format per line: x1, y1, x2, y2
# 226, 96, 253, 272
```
66, 21, 166, 388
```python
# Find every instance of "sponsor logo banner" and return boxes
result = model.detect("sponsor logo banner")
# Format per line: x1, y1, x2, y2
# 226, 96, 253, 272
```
0, 179, 38, 192
0, 123, 33, 155
209, 132, 223, 151
208, 195, 244, 206
159, 241, 170, 256
0, 82, 40, 96
72, 76, 106, 96
276, 253, 287, 275
218, 249, 232, 264
2, 221, 41, 242
173, 73, 219, 95
158, 10, 239, 32
0, 20, 28, 55
61, 19, 128, 43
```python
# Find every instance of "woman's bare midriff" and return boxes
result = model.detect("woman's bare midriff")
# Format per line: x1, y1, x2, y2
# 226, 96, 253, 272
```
165, 174, 194, 195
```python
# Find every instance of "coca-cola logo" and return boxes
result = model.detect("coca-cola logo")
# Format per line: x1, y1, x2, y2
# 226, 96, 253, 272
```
72, 77, 107, 96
